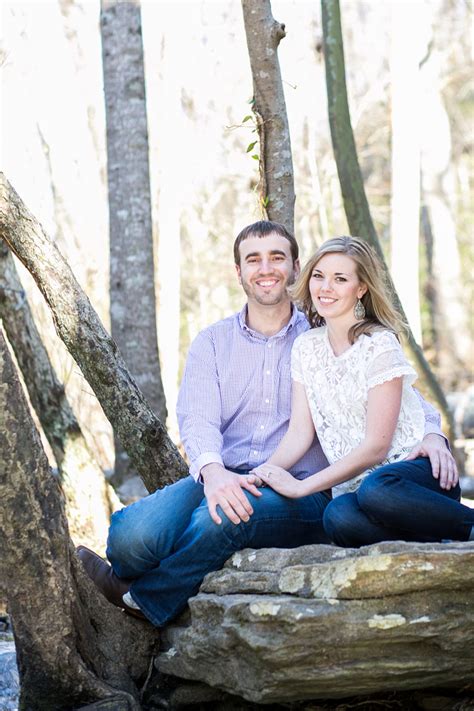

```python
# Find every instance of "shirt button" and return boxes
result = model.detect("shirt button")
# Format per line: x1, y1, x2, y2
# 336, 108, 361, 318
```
267, 343, 272, 348
265, 398, 269, 403
260, 425, 264, 430
266, 370, 270, 375
253, 450, 258, 455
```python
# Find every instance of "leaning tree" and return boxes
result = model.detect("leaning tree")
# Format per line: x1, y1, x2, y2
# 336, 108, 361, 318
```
0, 173, 186, 708
321, 0, 455, 439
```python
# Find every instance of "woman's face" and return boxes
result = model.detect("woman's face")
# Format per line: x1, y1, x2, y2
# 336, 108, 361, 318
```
309, 252, 367, 322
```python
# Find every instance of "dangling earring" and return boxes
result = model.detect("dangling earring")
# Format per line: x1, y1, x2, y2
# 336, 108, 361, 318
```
354, 298, 365, 319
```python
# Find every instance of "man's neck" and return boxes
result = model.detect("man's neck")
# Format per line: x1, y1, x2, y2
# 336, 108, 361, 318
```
245, 300, 293, 337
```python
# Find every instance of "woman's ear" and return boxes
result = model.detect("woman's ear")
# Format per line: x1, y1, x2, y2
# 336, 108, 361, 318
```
358, 283, 368, 299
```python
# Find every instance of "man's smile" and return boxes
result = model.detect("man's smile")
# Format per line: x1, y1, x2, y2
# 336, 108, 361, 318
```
256, 278, 279, 288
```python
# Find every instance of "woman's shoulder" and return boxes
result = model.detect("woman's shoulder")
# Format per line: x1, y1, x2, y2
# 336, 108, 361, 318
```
294, 325, 327, 348
361, 327, 401, 352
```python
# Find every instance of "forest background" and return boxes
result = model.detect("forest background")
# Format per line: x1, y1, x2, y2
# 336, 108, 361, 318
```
1, 0, 472, 485
0, 0, 473, 708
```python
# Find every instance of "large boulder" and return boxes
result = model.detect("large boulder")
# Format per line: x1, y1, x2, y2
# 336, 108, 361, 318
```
157, 541, 474, 703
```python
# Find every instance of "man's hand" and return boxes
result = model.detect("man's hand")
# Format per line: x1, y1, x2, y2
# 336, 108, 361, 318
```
405, 433, 458, 489
201, 463, 262, 525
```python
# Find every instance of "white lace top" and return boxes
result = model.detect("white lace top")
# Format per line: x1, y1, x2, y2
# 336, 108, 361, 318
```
291, 326, 425, 497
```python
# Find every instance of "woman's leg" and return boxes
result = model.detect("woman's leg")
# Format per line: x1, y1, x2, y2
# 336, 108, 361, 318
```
357, 457, 474, 542
323, 492, 411, 547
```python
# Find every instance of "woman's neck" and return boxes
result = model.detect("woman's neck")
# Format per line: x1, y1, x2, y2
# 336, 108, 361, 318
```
325, 317, 357, 356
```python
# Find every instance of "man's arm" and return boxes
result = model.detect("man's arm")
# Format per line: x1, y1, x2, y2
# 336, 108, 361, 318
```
407, 389, 458, 489
177, 330, 261, 524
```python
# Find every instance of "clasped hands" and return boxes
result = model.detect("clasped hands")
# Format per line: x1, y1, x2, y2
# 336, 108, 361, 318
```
202, 435, 458, 526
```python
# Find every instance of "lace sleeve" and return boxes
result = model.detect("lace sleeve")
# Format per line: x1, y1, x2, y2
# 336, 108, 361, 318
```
291, 338, 305, 384
366, 332, 417, 390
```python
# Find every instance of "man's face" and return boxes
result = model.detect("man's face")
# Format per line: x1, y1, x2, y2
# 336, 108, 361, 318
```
235, 233, 300, 307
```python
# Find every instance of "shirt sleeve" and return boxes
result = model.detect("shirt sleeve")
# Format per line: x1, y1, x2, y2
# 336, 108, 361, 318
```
367, 332, 447, 444
413, 388, 447, 442
366, 332, 417, 390
176, 329, 224, 481
291, 338, 305, 384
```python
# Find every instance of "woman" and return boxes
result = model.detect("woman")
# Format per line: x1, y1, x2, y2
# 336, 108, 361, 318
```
253, 236, 474, 546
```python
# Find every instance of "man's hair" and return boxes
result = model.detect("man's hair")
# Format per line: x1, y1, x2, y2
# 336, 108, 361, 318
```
233, 220, 299, 266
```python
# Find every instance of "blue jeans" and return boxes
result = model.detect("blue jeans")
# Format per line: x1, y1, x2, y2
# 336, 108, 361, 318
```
106, 475, 331, 627
323, 456, 474, 547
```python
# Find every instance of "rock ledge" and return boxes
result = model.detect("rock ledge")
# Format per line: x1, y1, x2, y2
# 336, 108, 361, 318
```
157, 541, 474, 703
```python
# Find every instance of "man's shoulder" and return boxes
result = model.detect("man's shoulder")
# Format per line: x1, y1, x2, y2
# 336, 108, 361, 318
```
190, 312, 240, 349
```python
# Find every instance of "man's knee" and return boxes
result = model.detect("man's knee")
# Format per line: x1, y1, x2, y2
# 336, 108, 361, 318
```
106, 506, 142, 565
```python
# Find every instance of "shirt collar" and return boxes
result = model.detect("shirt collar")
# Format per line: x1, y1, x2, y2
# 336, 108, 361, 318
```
238, 303, 300, 339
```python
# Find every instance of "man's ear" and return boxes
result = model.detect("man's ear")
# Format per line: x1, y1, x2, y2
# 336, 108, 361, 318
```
294, 258, 301, 278
235, 263, 242, 284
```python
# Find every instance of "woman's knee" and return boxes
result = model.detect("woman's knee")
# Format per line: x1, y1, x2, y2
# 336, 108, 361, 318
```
323, 495, 360, 547
357, 468, 396, 515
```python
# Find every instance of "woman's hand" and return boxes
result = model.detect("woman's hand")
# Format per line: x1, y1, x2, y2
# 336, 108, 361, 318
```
251, 464, 303, 498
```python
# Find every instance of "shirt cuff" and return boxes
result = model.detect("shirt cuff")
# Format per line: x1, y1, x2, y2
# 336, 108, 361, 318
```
190, 452, 224, 482
423, 426, 450, 450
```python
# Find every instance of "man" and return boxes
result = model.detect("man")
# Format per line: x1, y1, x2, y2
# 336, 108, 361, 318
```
79, 221, 456, 626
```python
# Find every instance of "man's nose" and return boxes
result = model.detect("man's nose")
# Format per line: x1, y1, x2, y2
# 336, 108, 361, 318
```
258, 258, 273, 273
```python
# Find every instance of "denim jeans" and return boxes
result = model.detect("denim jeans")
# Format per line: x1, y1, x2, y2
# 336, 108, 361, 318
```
106, 475, 331, 627
323, 456, 474, 547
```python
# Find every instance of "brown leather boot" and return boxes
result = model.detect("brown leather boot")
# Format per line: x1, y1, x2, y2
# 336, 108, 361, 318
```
76, 545, 147, 621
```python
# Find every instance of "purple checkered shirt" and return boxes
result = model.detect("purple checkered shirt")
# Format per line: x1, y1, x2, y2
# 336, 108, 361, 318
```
177, 305, 442, 482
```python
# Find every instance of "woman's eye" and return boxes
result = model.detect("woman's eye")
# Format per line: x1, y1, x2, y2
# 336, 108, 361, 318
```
312, 273, 322, 278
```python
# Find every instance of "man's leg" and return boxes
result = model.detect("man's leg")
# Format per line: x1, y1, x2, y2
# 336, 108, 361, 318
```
105, 475, 205, 579
128, 486, 331, 627
356, 457, 474, 542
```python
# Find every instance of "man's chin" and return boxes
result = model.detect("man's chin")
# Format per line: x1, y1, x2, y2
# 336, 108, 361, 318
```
255, 294, 287, 306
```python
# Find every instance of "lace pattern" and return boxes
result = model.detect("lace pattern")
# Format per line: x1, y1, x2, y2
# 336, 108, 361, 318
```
291, 327, 425, 497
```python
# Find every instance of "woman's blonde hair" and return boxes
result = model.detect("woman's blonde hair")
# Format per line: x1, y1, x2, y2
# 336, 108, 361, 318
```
291, 236, 408, 343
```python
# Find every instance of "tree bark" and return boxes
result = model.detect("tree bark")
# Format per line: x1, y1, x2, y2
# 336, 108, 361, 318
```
0, 242, 117, 552
0, 173, 187, 493
101, 0, 167, 485
0, 326, 158, 710
241, 0, 295, 233
321, 0, 455, 441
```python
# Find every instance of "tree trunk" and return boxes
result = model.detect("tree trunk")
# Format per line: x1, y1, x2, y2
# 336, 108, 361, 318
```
241, 0, 295, 233
0, 241, 117, 553
0, 173, 187, 493
0, 326, 158, 710
321, 0, 455, 441
101, 0, 167, 486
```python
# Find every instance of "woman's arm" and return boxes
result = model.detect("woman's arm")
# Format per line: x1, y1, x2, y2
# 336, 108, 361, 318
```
257, 380, 315, 471
257, 377, 404, 498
